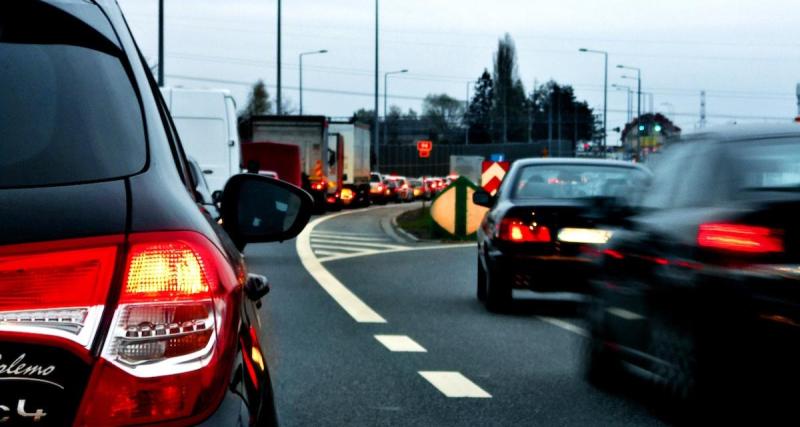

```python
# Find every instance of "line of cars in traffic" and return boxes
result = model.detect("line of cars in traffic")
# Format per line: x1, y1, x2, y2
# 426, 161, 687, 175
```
472, 124, 800, 419
369, 172, 451, 204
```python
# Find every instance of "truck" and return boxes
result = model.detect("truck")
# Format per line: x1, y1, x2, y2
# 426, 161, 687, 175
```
160, 87, 240, 194
328, 120, 371, 207
240, 141, 302, 187
239, 115, 331, 211
449, 155, 484, 185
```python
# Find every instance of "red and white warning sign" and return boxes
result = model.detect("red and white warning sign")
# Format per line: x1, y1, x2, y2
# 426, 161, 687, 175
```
481, 161, 510, 196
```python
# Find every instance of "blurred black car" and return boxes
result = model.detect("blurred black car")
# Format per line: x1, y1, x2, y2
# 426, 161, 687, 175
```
0, 2, 312, 425
473, 158, 651, 312
585, 124, 800, 414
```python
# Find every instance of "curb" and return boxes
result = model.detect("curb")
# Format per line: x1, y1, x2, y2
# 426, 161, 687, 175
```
391, 211, 420, 242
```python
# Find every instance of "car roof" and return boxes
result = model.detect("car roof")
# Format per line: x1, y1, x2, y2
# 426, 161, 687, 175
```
512, 157, 645, 170
680, 123, 800, 143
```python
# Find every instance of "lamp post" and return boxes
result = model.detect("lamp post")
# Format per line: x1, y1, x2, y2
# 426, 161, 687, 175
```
579, 48, 608, 155
276, 0, 282, 115
617, 65, 641, 160
158, 0, 164, 86
298, 49, 328, 115
373, 0, 379, 171
383, 69, 408, 150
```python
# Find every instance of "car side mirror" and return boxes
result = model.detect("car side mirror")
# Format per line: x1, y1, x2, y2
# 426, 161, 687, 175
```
220, 174, 313, 250
472, 189, 495, 208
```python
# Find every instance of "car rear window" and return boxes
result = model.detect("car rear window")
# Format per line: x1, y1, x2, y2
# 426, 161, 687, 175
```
512, 164, 649, 200
729, 138, 800, 190
0, 3, 146, 188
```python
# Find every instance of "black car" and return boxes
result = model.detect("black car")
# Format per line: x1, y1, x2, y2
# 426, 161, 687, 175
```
585, 125, 800, 414
473, 158, 651, 311
0, 2, 312, 426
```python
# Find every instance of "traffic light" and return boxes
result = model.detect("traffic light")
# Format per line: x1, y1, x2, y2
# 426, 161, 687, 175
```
638, 124, 646, 132
654, 124, 663, 133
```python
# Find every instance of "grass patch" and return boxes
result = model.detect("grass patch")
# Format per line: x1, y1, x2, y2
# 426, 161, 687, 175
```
396, 206, 476, 242
396, 206, 434, 240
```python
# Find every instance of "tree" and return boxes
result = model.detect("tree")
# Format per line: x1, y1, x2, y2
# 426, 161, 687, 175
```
238, 79, 271, 122
492, 34, 527, 143
530, 80, 598, 148
422, 93, 464, 143
465, 70, 493, 144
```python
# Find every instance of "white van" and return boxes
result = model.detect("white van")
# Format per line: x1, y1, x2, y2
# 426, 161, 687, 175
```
160, 87, 240, 194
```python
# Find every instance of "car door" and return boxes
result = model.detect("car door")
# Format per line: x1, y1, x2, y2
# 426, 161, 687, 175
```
603, 144, 695, 360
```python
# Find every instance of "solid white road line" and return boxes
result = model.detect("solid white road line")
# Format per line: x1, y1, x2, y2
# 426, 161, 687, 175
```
538, 316, 588, 337
374, 335, 427, 352
606, 307, 645, 321
296, 213, 387, 323
418, 371, 492, 398
313, 250, 338, 256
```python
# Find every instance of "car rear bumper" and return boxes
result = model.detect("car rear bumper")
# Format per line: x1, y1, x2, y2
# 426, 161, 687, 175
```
488, 251, 595, 293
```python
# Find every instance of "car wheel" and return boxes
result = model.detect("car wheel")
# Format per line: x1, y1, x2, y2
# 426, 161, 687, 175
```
484, 263, 511, 312
477, 255, 487, 301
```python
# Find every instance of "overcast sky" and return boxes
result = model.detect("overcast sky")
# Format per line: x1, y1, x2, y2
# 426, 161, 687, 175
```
119, 0, 800, 140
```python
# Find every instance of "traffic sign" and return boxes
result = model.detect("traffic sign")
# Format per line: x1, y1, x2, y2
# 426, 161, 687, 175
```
430, 176, 488, 239
416, 140, 433, 158
481, 161, 509, 196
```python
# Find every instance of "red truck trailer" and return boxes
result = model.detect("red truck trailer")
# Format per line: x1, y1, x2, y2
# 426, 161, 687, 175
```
240, 141, 301, 187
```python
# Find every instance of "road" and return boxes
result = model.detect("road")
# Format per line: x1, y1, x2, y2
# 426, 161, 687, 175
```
244, 203, 664, 426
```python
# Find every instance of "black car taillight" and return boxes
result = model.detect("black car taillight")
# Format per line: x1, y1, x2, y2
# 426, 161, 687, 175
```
498, 218, 551, 243
74, 231, 240, 426
698, 223, 784, 254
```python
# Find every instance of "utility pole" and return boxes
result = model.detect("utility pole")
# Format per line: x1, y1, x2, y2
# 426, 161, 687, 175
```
547, 90, 553, 156
276, 0, 282, 115
373, 0, 380, 171
700, 90, 707, 128
556, 93, 562, 157
618, 65, 641, 159
383, 69, 407, 150
529, 78, 537, 144
299, 49, 328, 115
465, 81, 471, 145
158, 0, 164, 86
579, 49, 608, 155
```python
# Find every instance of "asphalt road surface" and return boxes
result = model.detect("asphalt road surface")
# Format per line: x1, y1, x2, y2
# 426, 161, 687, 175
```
244, 203, 665, 426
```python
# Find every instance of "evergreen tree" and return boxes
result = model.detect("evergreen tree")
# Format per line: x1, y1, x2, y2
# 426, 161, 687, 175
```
491, 34, 527, 143
238, 79, 271, 122
465, 69, 493, 144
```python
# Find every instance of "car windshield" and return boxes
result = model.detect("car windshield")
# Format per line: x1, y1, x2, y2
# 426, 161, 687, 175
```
370, 174, 381, 183
0, 5, 146, 188
512, 164, 649, 199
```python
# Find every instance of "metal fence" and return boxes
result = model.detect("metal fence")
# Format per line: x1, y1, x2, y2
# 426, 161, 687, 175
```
377, 140, 574, 177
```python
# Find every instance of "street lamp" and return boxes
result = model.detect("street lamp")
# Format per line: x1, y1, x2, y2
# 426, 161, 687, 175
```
611, 84, 632, 122
383, 69, 408, 151
299, 49, 328, 115
579, 48, 608, 155
617, 64, 641, 160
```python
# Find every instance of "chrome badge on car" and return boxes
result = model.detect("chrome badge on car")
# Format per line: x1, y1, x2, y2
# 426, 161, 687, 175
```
0, 353, 60, 390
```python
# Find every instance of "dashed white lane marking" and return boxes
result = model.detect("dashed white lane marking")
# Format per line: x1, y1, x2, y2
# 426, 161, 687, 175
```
311, 232, 388, 242
297, 212, 387, 323
310, 238, 407, 249
374, 335, 427, 352
606, 307, 645, 321
312, 250, 338, 256
312, 231, 388, 239
538, 316, 588, 337
418, 371, 492, 398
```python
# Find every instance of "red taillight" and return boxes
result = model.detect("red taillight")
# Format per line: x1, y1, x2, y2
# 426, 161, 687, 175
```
76, 232, 238, 426
697, 223, 784, 254
0, 236, 121, 348
312, 181, 325, 191
499, 218, 551, 242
